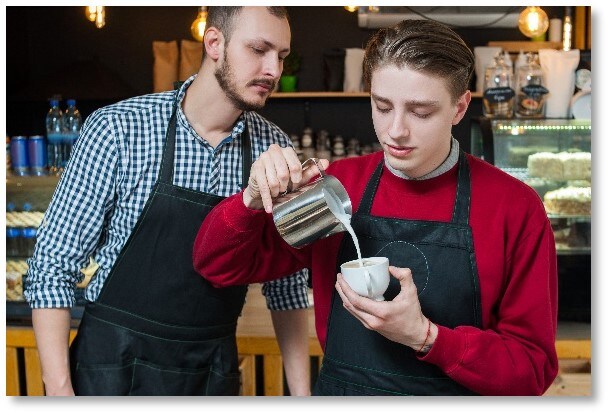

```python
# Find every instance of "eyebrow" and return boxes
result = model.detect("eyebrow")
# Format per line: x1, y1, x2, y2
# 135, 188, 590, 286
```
249, 38, 290, 54
371, 93, 439, 107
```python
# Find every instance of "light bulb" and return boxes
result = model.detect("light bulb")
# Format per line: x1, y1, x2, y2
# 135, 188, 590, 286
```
95, 6, 105, 29
85, 6, 97, 22
191, 7, 208, 43
518, 6, 549, 38
344, 6, 358, 13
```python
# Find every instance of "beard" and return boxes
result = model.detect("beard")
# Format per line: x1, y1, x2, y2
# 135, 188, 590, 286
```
214, 50, 276, 112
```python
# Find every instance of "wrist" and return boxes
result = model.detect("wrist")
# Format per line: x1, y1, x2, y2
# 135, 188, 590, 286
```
414, 317, 437, 354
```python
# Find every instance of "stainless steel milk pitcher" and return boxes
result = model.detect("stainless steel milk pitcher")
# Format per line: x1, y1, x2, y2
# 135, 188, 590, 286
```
272, 158, 352, 248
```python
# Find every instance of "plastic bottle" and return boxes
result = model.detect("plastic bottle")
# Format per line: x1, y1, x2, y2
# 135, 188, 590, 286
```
46, 99, 64, 174
62, 99, 82, 167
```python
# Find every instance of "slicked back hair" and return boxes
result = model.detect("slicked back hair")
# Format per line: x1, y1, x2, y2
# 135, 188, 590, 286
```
363, 19, 474, 101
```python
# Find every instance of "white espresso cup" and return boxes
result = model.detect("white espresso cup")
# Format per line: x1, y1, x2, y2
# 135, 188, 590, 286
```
340, 257, 390, 301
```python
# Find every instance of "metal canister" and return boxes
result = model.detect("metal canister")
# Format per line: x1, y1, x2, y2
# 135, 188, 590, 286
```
272, 158, 352, 248
28, 135, 48, 176
10, 136, 29, 176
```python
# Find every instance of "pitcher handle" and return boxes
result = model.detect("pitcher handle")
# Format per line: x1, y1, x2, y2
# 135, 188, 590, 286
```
302, 157, 326, 178
281, 158, 326, 196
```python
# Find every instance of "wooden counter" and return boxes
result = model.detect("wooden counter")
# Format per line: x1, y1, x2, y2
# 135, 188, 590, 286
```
6, 285, 589, 396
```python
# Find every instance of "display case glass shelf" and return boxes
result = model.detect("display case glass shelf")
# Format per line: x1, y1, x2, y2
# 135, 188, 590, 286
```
471, 117, 591, 255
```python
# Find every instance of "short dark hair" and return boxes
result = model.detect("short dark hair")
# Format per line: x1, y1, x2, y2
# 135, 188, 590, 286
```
363, 19, 474, 101
206, 6, 289, 46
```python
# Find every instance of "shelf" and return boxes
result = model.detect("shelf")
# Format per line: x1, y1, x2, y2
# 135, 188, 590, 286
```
270, 91, 483, 99
487, 41, 562, 53
270, 91, 370, 98
556, 247, 591, 256
6, 173, 61, 189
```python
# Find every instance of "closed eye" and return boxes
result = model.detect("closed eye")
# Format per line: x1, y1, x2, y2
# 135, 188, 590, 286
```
375, 106, 391, 114
413, 112, 432, 119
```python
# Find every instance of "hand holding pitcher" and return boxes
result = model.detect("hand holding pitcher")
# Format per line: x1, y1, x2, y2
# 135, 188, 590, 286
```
244, 144, 329, 213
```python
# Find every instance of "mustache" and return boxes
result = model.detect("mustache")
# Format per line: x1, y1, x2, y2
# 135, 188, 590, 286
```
247, 78, 276, 90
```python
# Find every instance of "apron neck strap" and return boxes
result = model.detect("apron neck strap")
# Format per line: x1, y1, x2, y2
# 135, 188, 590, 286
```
357, 150, 471, 225
158, 91, 180, 185
240, 119, 252, 190
450, 151, 471, 225
158, 91, 253, 189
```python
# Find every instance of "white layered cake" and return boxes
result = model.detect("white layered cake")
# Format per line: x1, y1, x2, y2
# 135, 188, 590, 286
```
527, 151, 591, 181
563, 152, 591, 180
543, 186, 591, 216
528, 152, 564, 180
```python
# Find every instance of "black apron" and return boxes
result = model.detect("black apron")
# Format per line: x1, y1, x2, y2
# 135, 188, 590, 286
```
314, 152, 483, 396
69, 94, 250, 396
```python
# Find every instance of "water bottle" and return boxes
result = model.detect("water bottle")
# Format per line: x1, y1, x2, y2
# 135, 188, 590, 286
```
46, 99, 64, 174
62, 99, 82, 166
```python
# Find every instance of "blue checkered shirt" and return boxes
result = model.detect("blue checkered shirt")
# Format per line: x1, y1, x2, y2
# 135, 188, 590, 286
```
25, 75, 309, 311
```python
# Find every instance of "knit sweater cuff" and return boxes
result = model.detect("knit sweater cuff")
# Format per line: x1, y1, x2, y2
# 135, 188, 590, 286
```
417, 324, 467, 374
221, 191, 268, 233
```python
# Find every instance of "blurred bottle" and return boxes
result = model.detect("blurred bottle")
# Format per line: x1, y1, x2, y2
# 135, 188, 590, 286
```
46, 99, 64, 175
62, 99, 82, 167
301, 128, 315, 160
315, 130, 331, 160
332, 135, 346, 162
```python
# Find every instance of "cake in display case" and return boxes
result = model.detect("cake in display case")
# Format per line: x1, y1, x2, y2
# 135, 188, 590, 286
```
471, 117, 591, 254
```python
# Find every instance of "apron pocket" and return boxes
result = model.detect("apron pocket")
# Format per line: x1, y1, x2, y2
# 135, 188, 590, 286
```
73, 361, 135, 396
129, 358, 214, 396
314, 375, 377, 396
205, 369, 242, 396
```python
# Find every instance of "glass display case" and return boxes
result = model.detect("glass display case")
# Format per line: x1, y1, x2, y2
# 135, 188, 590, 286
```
471, 117, 591, 256
6, 174, 89, 321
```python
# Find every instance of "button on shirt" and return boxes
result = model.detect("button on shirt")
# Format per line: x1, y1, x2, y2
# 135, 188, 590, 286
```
25, 75, 309, 311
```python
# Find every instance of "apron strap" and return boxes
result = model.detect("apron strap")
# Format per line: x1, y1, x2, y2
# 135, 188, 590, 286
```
158, 91, 180, 185
240, 118, 251, 190
450, 151, 471, 225
356, 150, 472, 225
356, 160, 383, 216
157, 90, 253, 188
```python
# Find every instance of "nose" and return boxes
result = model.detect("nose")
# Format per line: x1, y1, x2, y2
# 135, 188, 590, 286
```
388, 112, 409, 140
262, 53, 282, 79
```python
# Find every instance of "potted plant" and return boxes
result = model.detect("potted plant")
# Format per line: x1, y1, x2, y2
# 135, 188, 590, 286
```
279, 51, 301, 92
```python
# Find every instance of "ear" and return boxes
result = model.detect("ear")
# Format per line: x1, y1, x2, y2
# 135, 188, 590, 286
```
203, 27, 223, 61
451, 90, 471, 125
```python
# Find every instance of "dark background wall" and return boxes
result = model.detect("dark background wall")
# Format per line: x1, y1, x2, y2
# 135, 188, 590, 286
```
6, 5, 565, 147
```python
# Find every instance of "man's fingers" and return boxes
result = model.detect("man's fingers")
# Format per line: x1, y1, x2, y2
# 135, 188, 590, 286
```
281, 147, 304, 185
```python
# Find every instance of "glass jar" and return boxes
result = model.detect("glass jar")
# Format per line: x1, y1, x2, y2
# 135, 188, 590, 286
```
516, 53, 548, 118
483, 53, 515, 118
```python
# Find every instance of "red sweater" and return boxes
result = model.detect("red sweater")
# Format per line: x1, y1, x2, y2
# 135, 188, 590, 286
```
194, 151, 558, 395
